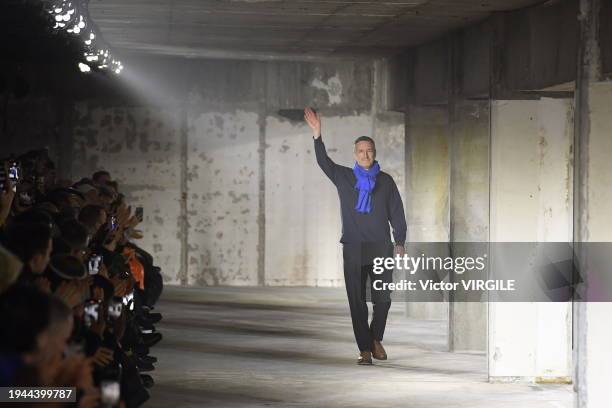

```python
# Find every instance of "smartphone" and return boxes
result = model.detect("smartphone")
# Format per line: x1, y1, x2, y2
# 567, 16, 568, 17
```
122, 292, 134, 311
107, 298, 123, 319
88, 255, 102, 275
100, 380, 121, 407
84, 300, 101, 327
110, 215, 118, 231
135, 206, 143, 222
8, 161, 19, 183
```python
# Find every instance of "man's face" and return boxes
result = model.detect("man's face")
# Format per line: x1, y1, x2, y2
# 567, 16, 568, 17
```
354, 141, 376, 170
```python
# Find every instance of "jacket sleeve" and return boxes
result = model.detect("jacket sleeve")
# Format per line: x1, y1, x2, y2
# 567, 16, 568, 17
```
314, 136, 340, 184
388, 177, 407, 245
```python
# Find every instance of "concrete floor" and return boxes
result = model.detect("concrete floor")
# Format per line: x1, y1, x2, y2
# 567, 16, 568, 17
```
147, 286, 573, 408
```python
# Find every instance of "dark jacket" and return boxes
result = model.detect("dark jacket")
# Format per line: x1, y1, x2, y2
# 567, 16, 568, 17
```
314, 136, 407, 245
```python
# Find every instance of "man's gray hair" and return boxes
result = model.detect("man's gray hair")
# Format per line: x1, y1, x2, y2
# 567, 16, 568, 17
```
354, 136, 376, 150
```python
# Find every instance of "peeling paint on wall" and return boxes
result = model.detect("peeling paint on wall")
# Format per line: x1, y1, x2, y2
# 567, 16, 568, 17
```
72, 105, 183, 283
310, 73, 343, 106
187, 110, 259, 286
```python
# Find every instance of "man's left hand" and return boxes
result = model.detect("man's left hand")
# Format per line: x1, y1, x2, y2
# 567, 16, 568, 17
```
394, 244, 405, 257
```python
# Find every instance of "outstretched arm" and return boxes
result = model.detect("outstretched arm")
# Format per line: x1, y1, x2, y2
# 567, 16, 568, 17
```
304, 107, 339, 183
304, 107, 321, 139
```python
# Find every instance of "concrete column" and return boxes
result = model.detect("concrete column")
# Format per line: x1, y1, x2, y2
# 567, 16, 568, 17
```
574, 81, 612, 408
488, 98, 573, 382
448, 99, 489, 352
573, 0, 612, 404
405, 104, 450, 321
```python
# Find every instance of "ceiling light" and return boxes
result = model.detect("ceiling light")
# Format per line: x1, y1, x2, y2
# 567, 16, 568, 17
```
78, 62, 91, 73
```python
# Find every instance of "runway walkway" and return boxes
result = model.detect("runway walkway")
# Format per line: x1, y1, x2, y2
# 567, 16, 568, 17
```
147, 286, 572, 408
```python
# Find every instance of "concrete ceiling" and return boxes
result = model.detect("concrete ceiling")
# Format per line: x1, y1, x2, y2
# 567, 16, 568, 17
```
89, 0, 545, 61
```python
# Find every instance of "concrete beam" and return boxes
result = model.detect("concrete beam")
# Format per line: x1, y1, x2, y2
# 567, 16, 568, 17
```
457, 22, 491, 99
413, 37, 451, 105
490, 0, 578, 97
395, 0, 579, 103
385, 37, 451, 108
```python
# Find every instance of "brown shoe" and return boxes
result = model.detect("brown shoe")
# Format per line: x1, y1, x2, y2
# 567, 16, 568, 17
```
371, 340, 387, 360
357, 351, 373, 365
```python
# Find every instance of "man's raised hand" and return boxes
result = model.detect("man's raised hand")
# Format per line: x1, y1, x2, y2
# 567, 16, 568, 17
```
304, 107, 321, 139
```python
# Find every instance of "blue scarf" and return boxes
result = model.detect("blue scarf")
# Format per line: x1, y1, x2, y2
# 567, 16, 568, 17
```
353, 161, 380, 214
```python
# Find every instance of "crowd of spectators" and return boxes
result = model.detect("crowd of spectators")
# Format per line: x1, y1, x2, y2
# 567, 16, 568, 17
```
0, 149, 164, 407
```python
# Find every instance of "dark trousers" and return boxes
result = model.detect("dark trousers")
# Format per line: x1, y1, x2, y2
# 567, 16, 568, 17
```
342, 242, 393, 352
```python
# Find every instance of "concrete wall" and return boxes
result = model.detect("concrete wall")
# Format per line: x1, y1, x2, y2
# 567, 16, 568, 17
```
187, 110, 260, 286
488, 97, 573, 381
72, 106, 184, 283
70, 57, 405, 286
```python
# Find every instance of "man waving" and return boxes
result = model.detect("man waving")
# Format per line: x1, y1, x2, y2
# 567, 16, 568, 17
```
304, 107, 407, 365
